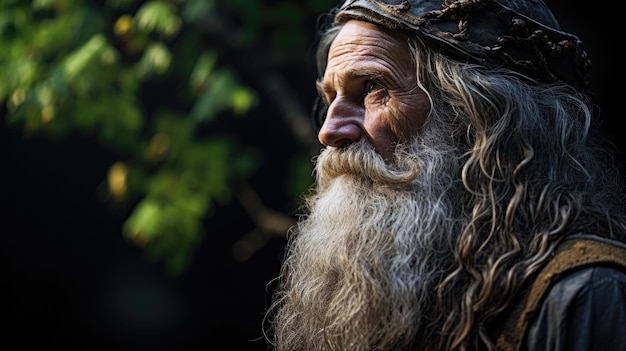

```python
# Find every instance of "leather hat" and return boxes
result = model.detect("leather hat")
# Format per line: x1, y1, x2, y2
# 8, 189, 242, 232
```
332, 0, 591, 90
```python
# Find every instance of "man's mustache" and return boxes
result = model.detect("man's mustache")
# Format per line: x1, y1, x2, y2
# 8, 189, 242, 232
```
315, 141, 421, 186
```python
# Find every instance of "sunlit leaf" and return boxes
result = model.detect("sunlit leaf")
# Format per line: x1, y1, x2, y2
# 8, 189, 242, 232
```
137, 41, 172, 77
124, 197, 162, 244
114, 14, 133, 37
31, 0, 55, 10
231, 87, 257, 115
189, 51, 217, 93
134, 0, 181, 38
108, 161, 130, 200
62, 34, 117, 81
188, 68, 257, 122
2, 59, 38, 100
124, 191, 205, 276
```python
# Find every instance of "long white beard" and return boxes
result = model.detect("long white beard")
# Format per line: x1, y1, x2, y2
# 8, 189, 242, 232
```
270, 124, 464, 350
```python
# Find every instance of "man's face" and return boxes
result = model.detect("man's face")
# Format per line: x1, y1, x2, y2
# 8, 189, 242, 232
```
317, 20, 431, 159
269, 104, 461, 350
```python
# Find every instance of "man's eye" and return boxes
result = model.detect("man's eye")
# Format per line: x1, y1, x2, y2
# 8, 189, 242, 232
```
366, 81, 380, 94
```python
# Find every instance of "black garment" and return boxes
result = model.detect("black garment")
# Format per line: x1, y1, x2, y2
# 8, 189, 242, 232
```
527, 266, 626, 351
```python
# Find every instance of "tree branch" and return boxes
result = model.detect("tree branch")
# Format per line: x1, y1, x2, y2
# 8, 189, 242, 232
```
232, 181, 297, 261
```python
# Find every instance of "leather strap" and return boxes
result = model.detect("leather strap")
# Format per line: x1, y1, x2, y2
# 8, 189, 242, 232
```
495, 236, 626, 351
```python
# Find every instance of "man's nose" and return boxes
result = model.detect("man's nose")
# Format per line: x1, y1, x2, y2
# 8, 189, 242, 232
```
318, 98, 362, 147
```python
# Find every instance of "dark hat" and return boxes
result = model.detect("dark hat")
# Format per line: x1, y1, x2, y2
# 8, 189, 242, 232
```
333, 0, 591, 90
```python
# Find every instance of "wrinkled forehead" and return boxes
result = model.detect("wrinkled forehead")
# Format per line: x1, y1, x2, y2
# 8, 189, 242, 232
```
332, 0, 591, 90
324, 20, 415, 81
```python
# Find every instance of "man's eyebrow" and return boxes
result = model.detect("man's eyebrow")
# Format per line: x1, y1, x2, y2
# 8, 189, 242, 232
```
316, 68, 386, 94
316, 80, 332, 94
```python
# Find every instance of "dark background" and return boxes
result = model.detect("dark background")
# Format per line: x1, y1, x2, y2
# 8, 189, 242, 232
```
0, 1, 621, 350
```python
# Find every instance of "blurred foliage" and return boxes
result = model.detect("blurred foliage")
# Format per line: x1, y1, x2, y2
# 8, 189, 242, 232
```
0, 0, 334, 275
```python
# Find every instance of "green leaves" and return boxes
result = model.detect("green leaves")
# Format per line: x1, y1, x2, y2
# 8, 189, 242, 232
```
122, 115, 258, 274
189, 57, 258, 122
137, 41, 172, 76
62, 34, 119, 84
124, 194, 205, 275
135, 1, 181, 39
1, 0, 321, 274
